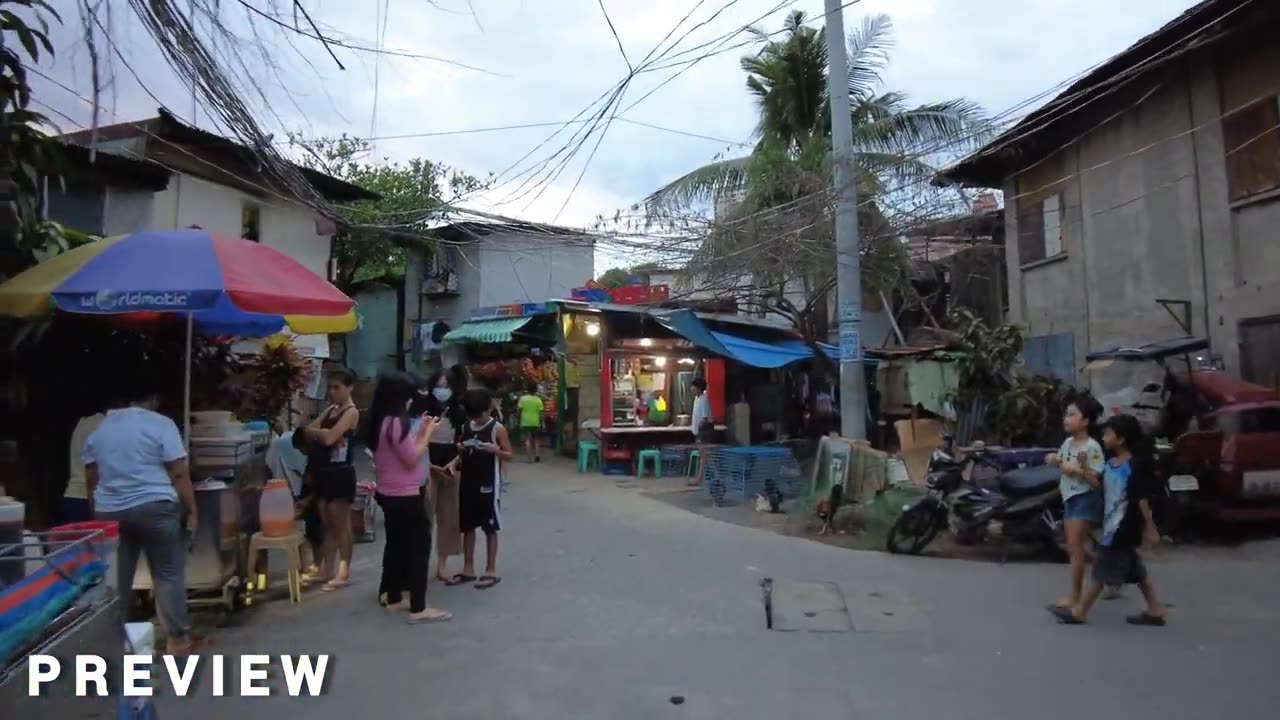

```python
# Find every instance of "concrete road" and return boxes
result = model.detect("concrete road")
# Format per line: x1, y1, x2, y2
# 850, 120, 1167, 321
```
159, 460, 1280, 719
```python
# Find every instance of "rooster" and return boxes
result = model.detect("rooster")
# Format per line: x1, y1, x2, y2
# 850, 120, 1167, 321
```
815, 484, 843, 534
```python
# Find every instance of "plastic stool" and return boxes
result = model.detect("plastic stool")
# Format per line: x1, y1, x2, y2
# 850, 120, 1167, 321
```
577, 441, 602, 472
637, 449, 662, 478
247, 531, 306, 603
686, 449, 701, 477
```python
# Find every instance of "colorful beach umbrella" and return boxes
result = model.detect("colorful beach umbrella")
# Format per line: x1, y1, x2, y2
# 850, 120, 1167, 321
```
0, 228, 356, 335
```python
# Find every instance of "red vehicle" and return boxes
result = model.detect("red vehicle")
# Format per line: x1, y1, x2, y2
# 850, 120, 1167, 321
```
1085, 337, 1280, 525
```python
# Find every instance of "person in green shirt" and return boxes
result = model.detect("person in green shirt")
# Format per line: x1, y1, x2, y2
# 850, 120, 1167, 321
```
516, 381, 545, 463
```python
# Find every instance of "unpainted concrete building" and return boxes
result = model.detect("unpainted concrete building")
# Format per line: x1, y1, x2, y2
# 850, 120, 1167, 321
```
941, 0, 1280, 391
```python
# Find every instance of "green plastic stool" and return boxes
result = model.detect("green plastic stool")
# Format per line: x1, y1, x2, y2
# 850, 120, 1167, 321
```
577, 441, 602, 473
637, 449, 662, 478
686, 449, 701, 477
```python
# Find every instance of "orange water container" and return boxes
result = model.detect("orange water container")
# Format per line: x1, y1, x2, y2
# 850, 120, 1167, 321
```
258, 479, 295, 537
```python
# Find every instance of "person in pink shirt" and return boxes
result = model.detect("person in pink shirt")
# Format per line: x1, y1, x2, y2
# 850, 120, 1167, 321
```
366, 372, 451, 624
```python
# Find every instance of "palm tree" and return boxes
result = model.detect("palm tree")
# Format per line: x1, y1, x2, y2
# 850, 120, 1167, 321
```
645, 11, 987, 214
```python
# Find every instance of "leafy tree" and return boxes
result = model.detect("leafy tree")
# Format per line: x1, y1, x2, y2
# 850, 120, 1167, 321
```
641, 12, 987, 352
646, 12, 986, 212
595, 267, 631, 289
289, 135, 489, 290
0, 0, 71, 280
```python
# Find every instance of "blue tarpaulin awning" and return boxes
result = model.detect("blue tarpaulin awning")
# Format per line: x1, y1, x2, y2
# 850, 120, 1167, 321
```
653, 309, 838, 368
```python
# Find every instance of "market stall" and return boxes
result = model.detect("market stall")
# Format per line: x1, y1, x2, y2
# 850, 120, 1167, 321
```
0, 228, 357, 612
443, 304, 562, 446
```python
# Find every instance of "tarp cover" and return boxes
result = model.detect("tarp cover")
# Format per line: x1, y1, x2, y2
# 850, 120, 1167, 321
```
655, 309, 837, 369
442, 316, 533, 344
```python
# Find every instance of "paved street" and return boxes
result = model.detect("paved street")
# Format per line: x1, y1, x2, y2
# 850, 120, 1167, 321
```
166, 460, 1280, 719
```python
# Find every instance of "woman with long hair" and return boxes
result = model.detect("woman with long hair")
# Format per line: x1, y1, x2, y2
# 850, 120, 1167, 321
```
300, 367, 360, 591
366, 372, 451, 624
415, 370, 465, 581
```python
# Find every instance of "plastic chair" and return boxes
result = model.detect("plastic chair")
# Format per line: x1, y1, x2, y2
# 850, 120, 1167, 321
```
577, 440, 602, 473
637, 449, 663, 478
247, 531, 306, 603
686, 449, 701, 477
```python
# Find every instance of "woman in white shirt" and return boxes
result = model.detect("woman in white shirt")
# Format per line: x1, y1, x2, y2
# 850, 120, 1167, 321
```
65, 409, 106, 522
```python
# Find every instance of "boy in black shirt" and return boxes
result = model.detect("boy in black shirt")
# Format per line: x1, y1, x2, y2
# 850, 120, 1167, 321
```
1052, 414, 1168, 626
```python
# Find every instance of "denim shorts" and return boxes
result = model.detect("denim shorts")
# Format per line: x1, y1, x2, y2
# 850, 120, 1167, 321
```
1064, 491, 1102, 523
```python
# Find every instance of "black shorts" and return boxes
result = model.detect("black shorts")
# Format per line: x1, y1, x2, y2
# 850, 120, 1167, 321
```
313, 465, 357, 503
459, 482, 500, 533
428, 443, 458, 467
1093, 546, 1148, 586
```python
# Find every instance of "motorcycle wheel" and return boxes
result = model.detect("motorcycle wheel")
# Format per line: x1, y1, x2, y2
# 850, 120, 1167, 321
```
886, 508, 941, 555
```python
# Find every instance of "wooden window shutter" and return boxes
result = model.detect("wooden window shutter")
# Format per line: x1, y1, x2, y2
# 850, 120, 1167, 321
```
1222, 97, 1280, 201
1018, 198, 1046, 264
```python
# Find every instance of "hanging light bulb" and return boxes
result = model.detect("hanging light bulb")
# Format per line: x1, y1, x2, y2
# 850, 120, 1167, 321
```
655, 357, 667, 367
585, 322, 600, 337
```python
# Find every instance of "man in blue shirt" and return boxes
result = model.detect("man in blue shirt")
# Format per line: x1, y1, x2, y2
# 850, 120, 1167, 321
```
84, 383, 198, 654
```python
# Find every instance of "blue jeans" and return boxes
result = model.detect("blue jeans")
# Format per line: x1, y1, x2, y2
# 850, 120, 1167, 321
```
96, 500, 189, 641
1064, 491, 1102, 523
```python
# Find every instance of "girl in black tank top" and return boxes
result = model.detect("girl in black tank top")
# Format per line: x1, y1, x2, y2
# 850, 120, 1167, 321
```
451, 388, 512, 589
301, 369, 360, 591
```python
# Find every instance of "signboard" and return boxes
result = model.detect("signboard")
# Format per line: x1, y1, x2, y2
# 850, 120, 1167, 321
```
838, 323, 861, 362
570, 284, 670, 305
468, 302, 556, 320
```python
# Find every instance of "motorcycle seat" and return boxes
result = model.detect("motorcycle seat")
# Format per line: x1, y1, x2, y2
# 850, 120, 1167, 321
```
998, 464, 1060, 497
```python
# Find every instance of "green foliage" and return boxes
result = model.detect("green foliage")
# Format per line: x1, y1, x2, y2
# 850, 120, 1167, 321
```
645, 11, 988, 213
595, 267, 630, 288
288, 134, 489, 290
947, 308, 1071, 446
0, 0, 70, 279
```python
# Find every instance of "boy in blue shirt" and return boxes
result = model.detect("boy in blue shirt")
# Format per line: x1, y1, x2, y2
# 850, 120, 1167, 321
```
1051, 414, 1168, 626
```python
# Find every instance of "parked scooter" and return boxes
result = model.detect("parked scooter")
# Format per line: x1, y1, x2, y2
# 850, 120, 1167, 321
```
886, 438, 1065, 562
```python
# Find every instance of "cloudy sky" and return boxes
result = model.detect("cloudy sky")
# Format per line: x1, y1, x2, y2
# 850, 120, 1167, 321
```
39, 0, 1193, 270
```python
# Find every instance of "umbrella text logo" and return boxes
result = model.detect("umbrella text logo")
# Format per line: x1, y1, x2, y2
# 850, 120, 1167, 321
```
83, 290, 190, 311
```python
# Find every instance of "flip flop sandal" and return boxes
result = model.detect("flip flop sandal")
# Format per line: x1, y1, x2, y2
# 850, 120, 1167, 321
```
474, 576, 502, 590
1125, 612, 1167, 626
445, 574, 476, 586
1050, 606, 1085, 624
407, 610, 453, 624
321, 579, 352, 592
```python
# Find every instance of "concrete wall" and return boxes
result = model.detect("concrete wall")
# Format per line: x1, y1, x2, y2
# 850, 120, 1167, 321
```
103, 188, 156, 235
421, 232, 594, 329
148, 173, 333, 279
1003, 40, 1280, 389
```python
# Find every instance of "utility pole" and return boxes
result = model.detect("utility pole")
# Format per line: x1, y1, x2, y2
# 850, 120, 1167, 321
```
823, 0, 867, 440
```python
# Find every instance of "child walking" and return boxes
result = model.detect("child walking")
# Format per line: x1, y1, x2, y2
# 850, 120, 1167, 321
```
447, 388, 512, 589
517, 381, 544, 463
1051, 414, 1167, 626
1046, 396, 1105, 610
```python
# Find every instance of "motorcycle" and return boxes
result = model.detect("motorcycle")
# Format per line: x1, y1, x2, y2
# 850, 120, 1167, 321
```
886, 439, 1067, 562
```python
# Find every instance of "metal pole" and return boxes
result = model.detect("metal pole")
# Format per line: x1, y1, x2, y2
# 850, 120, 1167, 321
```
184, 312, 193, 451
823, 0, 867, 440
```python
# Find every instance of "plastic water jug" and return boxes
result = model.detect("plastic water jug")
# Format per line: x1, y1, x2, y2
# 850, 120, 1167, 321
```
0, 496, 25, 587
259, 479, 296, 537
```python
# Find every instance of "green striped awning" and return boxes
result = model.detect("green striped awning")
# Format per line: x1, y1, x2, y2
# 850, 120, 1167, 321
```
442, 316, 534, 344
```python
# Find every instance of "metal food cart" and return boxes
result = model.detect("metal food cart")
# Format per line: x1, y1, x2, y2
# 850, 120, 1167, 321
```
130, 432, 269, 614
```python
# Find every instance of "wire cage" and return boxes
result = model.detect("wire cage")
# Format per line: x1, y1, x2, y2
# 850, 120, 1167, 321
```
0, 530, 108, 670
702, 445, 805, 506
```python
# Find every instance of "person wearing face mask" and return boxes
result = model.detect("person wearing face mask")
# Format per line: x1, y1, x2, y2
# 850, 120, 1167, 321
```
421, 370, 464, 581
